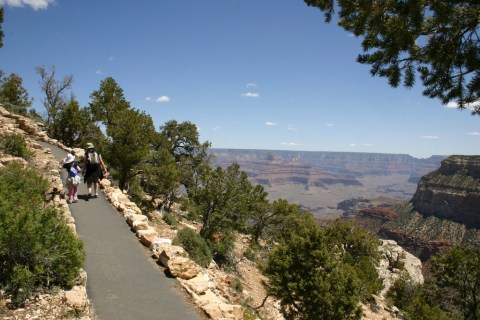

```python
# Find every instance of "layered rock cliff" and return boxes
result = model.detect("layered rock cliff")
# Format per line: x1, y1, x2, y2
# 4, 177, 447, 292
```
356, 155, 480, 263
411, 155, 480, 228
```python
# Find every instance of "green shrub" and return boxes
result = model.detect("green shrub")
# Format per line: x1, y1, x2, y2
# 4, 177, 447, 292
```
128, 177, 154, 213
0, 164, 85, 306
207, 231, 235, 267
0, 133, 31, 159
173, 228, 212, 267
162, 211, 178, 228
231, 277, 243, 293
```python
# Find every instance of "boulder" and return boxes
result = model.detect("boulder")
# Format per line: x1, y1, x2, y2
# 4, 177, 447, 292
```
167, 256, 198, 279
156, 244, 184, 266
377, 239, 424, 296
137, 229, 159, 247
63, 286, 88, 311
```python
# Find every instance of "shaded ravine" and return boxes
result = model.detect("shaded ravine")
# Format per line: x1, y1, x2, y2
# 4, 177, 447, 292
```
41, 141, 202, 320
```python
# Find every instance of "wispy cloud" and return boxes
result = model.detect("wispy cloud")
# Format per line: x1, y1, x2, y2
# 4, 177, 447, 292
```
145, 97, 152, 102
242, 92, 260, 98
0, 0, 55, 10
281, 142, 299, 146
212, 126, 220, 131
246, 83, 258, 88
0, 0, 55, 11
287, 124, 297, 131
95, 69, 103, 75
326, 123, 335, 127
265, 121, 277, 126
421, 135, 439, 139
108, 56, 114, 61
156, 96, 170, 103
467, 131, 480, 136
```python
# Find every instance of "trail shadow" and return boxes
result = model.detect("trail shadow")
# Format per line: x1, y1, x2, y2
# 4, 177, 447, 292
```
77, 194, 90, 202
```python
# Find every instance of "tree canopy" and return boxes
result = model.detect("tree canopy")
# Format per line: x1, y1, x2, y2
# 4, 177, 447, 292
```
305, 0, 480, 113
0, 73, 33, 114
89, 77, 130, 126
263, 219, 381, 320
36, 66, 74, 131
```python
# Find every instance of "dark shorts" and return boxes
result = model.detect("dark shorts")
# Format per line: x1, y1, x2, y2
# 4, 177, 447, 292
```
84, 163, 101, 185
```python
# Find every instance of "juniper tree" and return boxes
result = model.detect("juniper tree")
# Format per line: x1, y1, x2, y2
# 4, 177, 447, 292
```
0, 73, 32, 114
159, 120, 211, 196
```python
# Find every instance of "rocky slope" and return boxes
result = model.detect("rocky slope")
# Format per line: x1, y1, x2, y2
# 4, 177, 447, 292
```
0, 107, 93, 319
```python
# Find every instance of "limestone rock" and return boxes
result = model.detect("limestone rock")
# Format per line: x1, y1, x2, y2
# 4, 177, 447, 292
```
126, 213, 148, 227
63, 285, 89, 311
156, 244, 185, 265
137, 228, 159, 247
179, 273, 210, 294
167, 256, 198, 279
377, 239, 424, 296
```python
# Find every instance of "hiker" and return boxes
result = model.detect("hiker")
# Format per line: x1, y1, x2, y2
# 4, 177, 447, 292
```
82, 142, 107, 199
59, 152, 81, 204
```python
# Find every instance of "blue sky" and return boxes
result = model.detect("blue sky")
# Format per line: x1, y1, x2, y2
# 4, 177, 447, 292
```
1, 0, 479, 158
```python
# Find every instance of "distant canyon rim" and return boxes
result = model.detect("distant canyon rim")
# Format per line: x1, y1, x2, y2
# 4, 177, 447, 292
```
210, 148, 445, 218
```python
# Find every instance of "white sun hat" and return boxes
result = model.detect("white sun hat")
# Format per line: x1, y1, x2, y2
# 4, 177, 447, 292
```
63, 153, 75, 164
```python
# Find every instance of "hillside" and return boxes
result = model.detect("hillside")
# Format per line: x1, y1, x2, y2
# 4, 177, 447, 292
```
0, 106, 427, 320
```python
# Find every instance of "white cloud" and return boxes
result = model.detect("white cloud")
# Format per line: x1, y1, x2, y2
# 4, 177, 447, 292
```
446, 101, 480, 109
145, 97, 152, 102
242, 92, 260, 98
156, 96, 170, 103
212, 126, 220, 131
246, 83, 258, 88
421, 135, 439, 139
265, 121, 277, 126
281, 142, 299, 146
350, 143, 357, 147
363, 143, 373, 147
108, 56, 114, 61
0, 0, 55, 10
467, 131, 480, 136
326, 123, 335, 127
95, 69, 102, 75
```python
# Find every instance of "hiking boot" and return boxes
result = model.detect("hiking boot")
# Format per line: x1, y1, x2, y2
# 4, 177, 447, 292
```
67, 200, 72, 204
94, 193, 98, 198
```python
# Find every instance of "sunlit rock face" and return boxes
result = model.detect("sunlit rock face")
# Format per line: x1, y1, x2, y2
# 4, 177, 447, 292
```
412, 155, 480, 228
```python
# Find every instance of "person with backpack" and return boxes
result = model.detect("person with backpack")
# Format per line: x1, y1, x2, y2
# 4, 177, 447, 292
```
82, 142, 107, 199
59, 152, 82, 204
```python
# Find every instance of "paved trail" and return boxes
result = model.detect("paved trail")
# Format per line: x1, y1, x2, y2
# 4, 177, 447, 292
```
42, 142, 201, 320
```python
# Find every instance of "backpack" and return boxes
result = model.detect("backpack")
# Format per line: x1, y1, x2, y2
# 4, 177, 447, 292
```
87, 150, 100, 164
69, 165, 78, 177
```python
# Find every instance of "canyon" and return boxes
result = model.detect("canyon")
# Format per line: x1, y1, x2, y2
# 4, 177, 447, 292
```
210, 148, 445, 218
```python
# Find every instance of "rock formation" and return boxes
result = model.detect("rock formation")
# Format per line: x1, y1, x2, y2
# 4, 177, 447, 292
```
412, 155, 480, 227
356, 155, 480, 264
